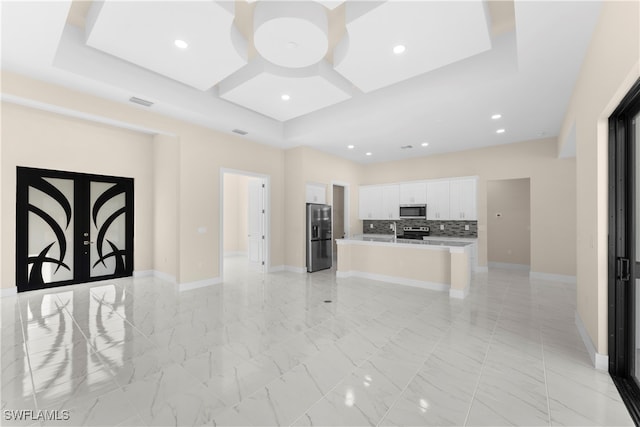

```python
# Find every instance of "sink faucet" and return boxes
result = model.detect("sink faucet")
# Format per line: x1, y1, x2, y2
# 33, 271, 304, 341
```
391, 222, 397, 241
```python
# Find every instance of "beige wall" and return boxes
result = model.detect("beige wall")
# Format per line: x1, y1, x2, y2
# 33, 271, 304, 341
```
558, 0, 640, 355
223, 173, 249, 254
284, 146, 363, 269
487, 178, 531, 266
153, 134, 179, 281
1, 71, 286, 287
1, 102, 154, 287
360, 138, 576, 277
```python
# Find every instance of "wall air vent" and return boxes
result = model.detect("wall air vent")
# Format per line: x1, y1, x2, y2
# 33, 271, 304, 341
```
129, 97, 154, 107
401, 145, 413, 149
232, 129, 248, 135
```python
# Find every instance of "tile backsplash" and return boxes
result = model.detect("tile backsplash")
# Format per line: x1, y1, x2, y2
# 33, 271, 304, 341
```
363, 219, 477, 238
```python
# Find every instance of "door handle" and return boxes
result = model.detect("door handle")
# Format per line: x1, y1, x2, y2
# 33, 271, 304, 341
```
617, 257, 631, 281
83, 240, 94, 246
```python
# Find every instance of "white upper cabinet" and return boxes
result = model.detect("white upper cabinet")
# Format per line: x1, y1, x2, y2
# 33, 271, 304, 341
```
359, 185, 381, 220
381, 185, 400, 219
359, 184, 399, 220
426, 181, 450, 220
399, 182, 427, 205
359, 177, 476, 221
449, 178, 477, 220
306, 183, 326, 204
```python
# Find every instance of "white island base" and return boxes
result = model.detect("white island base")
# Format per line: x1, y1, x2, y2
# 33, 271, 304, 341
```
336, 236, 471, 299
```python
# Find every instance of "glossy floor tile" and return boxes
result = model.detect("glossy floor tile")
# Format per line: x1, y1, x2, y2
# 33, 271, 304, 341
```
0, 256, 633, 426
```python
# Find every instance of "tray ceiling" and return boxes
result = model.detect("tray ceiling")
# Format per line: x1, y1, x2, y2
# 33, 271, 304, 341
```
1, 0, 603, 163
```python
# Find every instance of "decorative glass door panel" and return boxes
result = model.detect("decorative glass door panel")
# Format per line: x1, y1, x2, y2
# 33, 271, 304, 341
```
17, 168, 134, 292
26, 177, 75, 286
90, 182, 128, 278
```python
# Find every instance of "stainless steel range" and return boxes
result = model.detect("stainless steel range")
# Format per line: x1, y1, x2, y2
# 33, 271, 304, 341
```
401, 226, 430, 240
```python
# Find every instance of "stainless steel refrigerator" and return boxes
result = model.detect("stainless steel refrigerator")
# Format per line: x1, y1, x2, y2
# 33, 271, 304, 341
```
306, 203, 332, 272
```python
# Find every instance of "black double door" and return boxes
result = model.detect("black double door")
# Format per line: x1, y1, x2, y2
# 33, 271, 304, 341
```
609, 79, 640, 423
16, 167, 134, 292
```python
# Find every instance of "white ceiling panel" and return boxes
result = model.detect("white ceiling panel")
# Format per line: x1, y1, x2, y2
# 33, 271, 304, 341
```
85, 1, 247, 91
334, 0, 492, 93
1, 1, 71, 72
219, 59, 352, 121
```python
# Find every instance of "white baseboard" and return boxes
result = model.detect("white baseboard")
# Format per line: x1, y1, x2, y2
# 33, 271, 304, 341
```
1, 287, 17, 298
488, 262, 530, 271
134, 270, 176, 284
337, 270, 449, 292
575, 310, 608, 370
133, 270, 153, 277
450, 286, 469, 299
153, 271, 177, 285
530, 271, 577, 284
178, 277, 222, 292
284, 265, 306, 274
269, 265, 285, 273
475, 266, 489, 273
224, 251, 247, 257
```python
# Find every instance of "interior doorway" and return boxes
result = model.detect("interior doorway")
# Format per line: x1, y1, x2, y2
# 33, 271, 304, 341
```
487, 178, 531, 270
331, 182, 349, 261
221, 170, 269, 281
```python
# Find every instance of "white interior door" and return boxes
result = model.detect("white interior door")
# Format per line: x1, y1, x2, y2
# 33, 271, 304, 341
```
247, 178, 265, 271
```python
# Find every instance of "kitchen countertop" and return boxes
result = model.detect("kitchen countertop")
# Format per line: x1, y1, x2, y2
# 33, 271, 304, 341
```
337, 234, 474, 249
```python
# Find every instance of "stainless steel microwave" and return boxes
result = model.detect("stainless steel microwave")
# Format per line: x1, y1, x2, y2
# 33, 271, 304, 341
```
399, 204, 427, 219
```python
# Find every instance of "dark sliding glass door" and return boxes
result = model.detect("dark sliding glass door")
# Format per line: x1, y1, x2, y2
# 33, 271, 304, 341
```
16, 167, 134, 292
609, 78, 640, 424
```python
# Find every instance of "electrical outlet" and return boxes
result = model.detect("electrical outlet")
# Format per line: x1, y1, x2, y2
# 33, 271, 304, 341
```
465, 225, 469, 231
440, 224, 444, 230
369, 223, 374, 229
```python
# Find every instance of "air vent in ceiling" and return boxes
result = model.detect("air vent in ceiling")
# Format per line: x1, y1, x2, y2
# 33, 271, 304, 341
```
129, 96, 154, 107
401, 145, 413, 149
232, 129, 248, 135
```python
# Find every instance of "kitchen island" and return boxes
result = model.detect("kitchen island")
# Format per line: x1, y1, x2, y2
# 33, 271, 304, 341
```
336, 235, 475, 298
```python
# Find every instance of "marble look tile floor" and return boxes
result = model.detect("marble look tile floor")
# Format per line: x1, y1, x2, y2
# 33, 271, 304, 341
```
1, 255, 633, 426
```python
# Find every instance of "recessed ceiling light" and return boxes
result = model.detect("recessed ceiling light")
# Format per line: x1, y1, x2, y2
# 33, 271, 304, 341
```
286, 41, 298, 49
281, 94, 290, 101
421, 142, 429, 147
491, 114, 502, 120
496, 129, 506, 134
347, 145, 355, 149
393, 44, 406, 55
174, 39, 188, 49
366, 152, 372, 156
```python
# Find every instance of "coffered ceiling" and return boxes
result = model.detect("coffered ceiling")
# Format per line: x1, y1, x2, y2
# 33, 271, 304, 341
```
1, 1, 602, 163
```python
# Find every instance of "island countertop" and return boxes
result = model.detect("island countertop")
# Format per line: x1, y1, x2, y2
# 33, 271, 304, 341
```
337, 234, 474, 251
